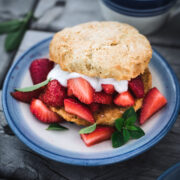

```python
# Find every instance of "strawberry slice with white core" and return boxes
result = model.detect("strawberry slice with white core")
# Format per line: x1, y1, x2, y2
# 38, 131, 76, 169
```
30, 99, 61, 123
67, 88, 73, 97
67, 77, 94, 104
64, 98, 95, 123
81, 126, 115, 146
140, 87, 167, 124
102, 84, 115, 94
114, 91, 135, 107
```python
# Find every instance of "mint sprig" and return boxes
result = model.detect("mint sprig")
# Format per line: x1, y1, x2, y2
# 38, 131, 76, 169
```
5, 11, 34, 52
129, 126, 145, 139
0, 20, 23, 34
122, 107, 137, 120
15, 79, 50, 92
46, 123, 68, 131
115, 118, 124, 132
111, 107, 145, 148
112, 131, 124, 148
79, 123, 96, 134
0, 11, 35, 52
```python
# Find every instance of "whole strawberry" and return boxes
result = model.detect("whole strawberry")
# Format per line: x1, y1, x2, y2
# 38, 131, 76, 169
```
128, 75, 144, 98
93, 92, 112, 104
11, 88, 44, 103
40, 80, 66, 107
29, 58, 54, 84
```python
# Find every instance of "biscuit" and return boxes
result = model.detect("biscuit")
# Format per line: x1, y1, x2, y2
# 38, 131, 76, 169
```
50, 68, 152, 126
49, 21, 152, 81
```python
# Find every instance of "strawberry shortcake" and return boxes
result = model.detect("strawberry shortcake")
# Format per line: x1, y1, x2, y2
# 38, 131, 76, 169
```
11, 22, 167, 147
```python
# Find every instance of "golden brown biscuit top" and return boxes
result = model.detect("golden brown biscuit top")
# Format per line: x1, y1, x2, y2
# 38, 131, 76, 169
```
49, 21, 152, 80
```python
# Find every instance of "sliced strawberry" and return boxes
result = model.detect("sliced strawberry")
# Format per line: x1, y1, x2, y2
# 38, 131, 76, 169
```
129, 75, 144, 98
39, 80, 66, 107
89, 103, 100, 112
11, 88, 43, 103
29, 58, 54, 84
102, 84, 115, 94
140, 87, 167, 124
67, 77, 94, 104
114, 91, 135, 107
93, 92, 112, 104
30, 99, 61, 123
81, 126, 114, 146
64, 98, 95, 123
67, 88, 73, 97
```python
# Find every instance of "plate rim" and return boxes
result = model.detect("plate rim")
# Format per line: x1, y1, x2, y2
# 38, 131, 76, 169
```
2, 37, 180, 166
157, 162, 180, 180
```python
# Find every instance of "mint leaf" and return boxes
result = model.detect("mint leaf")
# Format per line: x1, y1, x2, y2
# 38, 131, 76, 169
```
23, 11, 33, 23
111, 131, 124, 148
126, 125, 139, 131
123, 129, 130, 143
129, 126, 145, 139
5, 23, 26, 51
5, 11, 33, 52
79, 123, 96, 134
46, 123, 68, 130
15, 79, 50, 92
115, 118, 124, 132
123, 107, 136, 120
111, 107, 145, 148
125, 115, 137, 126
0, 20, 23, 34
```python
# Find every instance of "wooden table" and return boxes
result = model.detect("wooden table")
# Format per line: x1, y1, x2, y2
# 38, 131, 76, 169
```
0, 0, 180, 179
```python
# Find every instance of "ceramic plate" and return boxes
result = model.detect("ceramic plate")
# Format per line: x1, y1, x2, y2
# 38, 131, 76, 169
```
2, 37, 180, 166
157, 162, 180, 180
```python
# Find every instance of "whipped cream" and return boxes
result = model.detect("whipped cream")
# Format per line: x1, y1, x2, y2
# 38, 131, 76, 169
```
47, 65, 128, 93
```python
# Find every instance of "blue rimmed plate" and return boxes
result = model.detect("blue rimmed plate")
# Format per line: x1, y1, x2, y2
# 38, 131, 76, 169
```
158, 162, 180, 180
2, 37, 180, 166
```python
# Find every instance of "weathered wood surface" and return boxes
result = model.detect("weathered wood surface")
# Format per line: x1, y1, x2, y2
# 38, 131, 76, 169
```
0, 0, 180, 179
